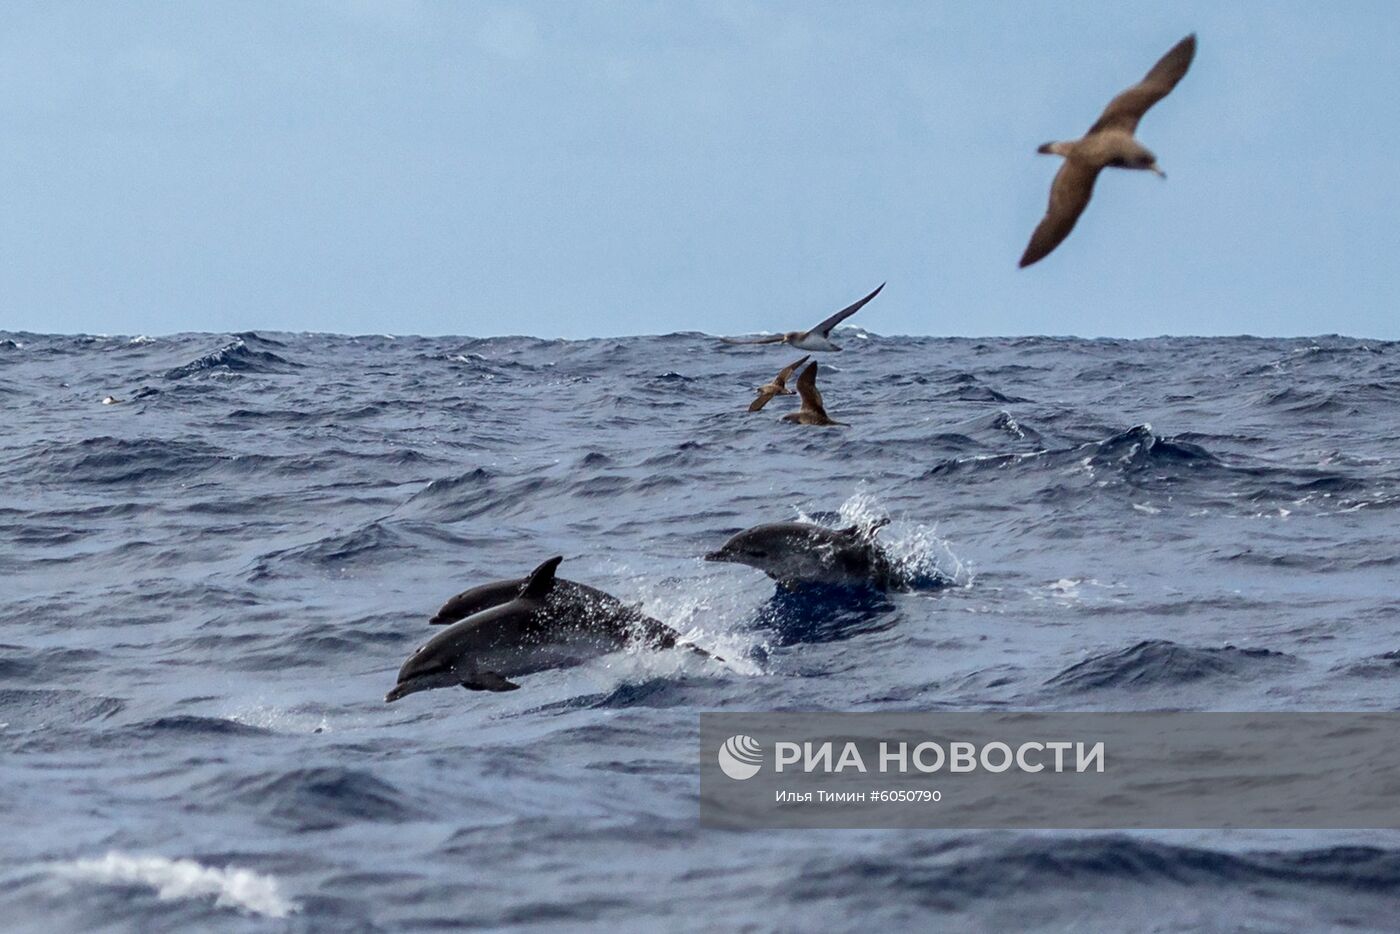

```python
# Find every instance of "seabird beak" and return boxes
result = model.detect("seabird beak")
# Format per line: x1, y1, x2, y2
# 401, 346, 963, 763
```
1149, 163, 1167, 179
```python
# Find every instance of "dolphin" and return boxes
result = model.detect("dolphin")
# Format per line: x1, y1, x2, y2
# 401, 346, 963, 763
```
704, 518, 895, 590
387, 557, 715, 702
432, 571, 653, 629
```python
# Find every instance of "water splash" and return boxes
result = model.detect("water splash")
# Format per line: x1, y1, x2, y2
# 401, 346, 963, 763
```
53, 852, 297, 918
800, 488, 974, 590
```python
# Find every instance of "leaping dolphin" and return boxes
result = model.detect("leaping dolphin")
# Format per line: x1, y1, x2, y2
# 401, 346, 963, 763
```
721, 283, 885, 352
387, 557, 717, 702
705, 519, 895, 590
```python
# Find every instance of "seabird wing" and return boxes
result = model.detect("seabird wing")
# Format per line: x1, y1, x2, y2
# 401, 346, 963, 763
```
808, 283, 886, 338
748, 389, 778, 412
1088, 34, 1196, 135
721, 334, 787, 345
795, 361, 829, 417
1019, 158, 1100, 267
774, 354, 811, 388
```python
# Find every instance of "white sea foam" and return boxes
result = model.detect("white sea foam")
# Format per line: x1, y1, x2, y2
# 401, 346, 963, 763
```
623, 567, 767, 676
54, 852, 296, 918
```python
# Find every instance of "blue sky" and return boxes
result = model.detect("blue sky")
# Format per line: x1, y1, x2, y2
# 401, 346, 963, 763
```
2, 2, 1397, 338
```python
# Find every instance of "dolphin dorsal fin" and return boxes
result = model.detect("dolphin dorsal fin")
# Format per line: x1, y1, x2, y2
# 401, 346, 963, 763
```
519, 556, 564, 600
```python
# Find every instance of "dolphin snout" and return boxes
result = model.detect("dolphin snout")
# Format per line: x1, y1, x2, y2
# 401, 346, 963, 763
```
385, 683, 411, 703
703, 550, 729, 563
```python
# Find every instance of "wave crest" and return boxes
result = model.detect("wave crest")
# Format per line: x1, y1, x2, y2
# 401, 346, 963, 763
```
54, 852, 296, 918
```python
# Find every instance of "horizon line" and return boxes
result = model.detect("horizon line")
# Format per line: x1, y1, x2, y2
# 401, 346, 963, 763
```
2, 329, 1395, 344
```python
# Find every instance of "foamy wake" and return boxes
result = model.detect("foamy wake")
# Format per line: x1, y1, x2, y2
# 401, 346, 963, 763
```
53, 852, 296, 918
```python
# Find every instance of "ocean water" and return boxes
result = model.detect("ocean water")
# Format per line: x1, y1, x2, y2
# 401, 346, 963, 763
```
2, 329, 1399, 932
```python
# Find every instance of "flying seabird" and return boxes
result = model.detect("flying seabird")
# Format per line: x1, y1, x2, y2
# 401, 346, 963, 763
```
1019, 33, 1197, 268
781, 361, 845, 426
748, 355, 810, 412
721, 283, 885, 352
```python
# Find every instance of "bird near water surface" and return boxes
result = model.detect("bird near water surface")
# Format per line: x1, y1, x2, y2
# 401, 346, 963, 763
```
748, 355, 810, 412
781, 361, 845, 427
721, 283, 885, 351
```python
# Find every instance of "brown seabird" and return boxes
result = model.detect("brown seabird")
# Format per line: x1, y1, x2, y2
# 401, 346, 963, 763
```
721, 283, 885, 351
781, 361, 845, 426
1020, 33, 1197, 268
747, 354, 810, 412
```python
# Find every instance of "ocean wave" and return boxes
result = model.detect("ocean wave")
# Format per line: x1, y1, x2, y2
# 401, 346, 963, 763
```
0, 689, 124, 730
248, 520, 417, 579
792, 837, 1400, 909
123, 715, 272, 739
21, 436, 228, 486
1045, 640, 1297, 692
5, 331, 1398, 929
53, 852, 296, 918
396, 471, 555, 523
164, 336, 302, 380
923, 423, 1221, 480
1335, 650, 1400, 678
207, 767, 422, 831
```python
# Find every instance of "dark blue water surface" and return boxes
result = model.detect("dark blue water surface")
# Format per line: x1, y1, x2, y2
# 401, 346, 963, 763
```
2, 330, 1399, 931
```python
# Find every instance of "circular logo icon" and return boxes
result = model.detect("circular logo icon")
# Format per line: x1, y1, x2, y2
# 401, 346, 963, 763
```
717, 734, 763, 780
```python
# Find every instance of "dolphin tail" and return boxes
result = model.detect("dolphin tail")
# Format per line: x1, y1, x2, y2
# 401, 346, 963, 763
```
630, 617, 727, 665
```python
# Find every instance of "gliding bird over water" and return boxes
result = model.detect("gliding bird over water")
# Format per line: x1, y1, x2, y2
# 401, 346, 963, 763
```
748, 355, 810, 412
722, 283, 885, 352
1019, 34, 1197, 268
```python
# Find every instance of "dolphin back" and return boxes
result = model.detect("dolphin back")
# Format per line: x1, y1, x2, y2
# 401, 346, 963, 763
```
430, 555, 566, 625
429, 579, 525, 625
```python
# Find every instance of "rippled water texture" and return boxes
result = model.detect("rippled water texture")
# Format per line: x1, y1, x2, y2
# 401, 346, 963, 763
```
2, 331, 1399, 931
